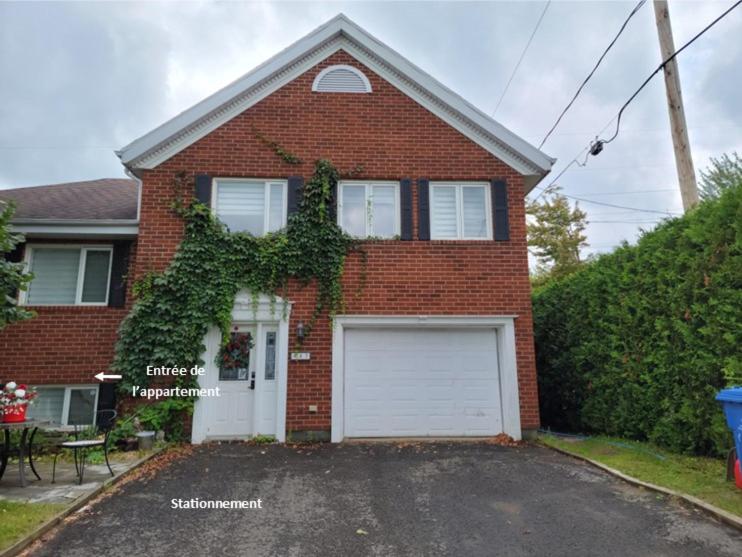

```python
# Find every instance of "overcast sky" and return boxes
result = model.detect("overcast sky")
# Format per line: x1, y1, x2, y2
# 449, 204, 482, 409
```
1, 0, 740, 255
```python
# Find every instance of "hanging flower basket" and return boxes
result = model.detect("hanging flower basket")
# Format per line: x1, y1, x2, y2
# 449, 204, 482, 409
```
1, 382, 37, 423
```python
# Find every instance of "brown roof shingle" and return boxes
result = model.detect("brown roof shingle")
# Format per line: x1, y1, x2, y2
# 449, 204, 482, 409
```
0, 178, 138, 221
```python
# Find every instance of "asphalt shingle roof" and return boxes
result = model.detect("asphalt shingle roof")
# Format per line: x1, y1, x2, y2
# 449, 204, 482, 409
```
0, 178, 138, 221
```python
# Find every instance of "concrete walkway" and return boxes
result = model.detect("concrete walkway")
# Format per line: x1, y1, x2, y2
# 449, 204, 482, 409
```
1, 453, 146, 505
24, 443, 742, 556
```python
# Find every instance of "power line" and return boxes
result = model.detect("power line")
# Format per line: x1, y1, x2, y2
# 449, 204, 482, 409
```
539, 0, 647, 148
492, 1, 551, 116
532, 0, 741, 210
588, 220, 664, 224
570, 188, 676, 197
563, 193, 680, 215
598, 0, 742, 148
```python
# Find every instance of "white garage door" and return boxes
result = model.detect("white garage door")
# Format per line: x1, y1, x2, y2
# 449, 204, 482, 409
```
344, 328, 502, 437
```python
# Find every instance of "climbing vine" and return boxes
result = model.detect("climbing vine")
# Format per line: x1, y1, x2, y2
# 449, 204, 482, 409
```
112, 158, 361, 394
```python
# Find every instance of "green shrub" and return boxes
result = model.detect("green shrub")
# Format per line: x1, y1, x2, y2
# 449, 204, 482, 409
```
534, 185, 741, 456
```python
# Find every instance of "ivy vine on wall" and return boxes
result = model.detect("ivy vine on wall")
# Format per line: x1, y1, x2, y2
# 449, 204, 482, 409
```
112, 157, 362, 395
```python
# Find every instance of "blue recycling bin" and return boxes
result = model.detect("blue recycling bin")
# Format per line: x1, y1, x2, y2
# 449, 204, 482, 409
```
716, 388, 742, 465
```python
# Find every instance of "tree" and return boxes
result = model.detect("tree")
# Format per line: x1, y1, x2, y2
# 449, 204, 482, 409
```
527, 187, 588, 284
1, 201, 34, 329
699, 152, 742, 200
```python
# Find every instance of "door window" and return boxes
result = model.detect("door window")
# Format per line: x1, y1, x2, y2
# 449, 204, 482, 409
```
264, 331, 277, 380
218, 331, 253, 380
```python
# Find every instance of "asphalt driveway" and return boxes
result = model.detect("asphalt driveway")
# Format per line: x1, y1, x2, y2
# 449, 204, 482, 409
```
27, 442, 742, 556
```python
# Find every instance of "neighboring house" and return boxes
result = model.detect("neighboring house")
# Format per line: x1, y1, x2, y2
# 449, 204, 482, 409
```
0, 15, 553, 442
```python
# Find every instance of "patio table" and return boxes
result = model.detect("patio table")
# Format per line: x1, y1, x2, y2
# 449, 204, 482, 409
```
0, 419, 49, 487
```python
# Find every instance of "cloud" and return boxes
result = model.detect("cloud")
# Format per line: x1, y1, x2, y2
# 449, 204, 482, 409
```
0, 0, 739, 258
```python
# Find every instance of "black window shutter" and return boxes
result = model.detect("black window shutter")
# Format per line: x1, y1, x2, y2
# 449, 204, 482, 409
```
108, 241, 132, 307
4, 242, 25, 300
194, 174, 212, 205
97, 382, 117, 416
417, 179, 430, 240
400, 179, 413, 240
5, 243, 24, 263
287, 176, 304, 216
492, 179, 510, 241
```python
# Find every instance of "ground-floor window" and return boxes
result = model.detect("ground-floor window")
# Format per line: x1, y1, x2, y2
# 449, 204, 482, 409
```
27, 385, 99, 426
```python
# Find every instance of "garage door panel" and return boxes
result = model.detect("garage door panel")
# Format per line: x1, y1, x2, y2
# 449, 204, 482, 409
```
344, 328, 503, 437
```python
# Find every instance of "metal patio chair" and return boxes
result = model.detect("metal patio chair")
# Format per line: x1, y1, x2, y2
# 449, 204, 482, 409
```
52, 409, 116, 485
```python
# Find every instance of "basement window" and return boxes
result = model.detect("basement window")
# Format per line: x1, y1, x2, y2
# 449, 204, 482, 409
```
26, 385, 99, 426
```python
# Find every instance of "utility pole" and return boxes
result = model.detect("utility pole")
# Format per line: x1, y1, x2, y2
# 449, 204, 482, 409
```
653, 0, 699, 211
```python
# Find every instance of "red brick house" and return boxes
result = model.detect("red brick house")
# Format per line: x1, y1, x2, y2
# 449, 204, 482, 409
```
0, 15, 553, 443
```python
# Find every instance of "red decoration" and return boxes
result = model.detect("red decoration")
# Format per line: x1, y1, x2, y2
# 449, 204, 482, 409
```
3, 404, 27, 423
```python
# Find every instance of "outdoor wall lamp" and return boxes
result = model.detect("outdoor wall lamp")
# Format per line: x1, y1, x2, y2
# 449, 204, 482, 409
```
296, 322, 305, 343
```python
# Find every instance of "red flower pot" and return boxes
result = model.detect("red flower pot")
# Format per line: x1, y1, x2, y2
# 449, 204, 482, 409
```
2, 404, 27, 423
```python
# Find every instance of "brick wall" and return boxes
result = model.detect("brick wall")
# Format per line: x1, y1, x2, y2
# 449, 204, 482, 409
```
0, 240, 137, 386
134, 50, 540, 432
0, 49, 540, 433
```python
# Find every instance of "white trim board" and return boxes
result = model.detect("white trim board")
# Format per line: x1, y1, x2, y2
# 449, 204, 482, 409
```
117, 14, 554, 191
330, 315, 522, 442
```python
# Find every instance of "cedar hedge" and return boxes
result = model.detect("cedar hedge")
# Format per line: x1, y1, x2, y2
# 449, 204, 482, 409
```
534, 184, 741, 456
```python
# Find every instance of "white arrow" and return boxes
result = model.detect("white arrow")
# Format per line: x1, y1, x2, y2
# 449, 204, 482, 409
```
94, 372, 122, 382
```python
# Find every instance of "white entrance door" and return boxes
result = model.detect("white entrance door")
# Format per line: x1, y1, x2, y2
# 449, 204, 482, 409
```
203, 324, 256, 439
343, 328, 502, 437
194, 322, 284, 442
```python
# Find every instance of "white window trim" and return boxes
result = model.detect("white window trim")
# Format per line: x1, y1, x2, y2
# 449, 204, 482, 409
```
21, 244, 113, 306
31, 384, 100, 427
311, 64, 372, 93
429, 182, 493, 240
212, 178, 288, 235
338, 180, 401, 239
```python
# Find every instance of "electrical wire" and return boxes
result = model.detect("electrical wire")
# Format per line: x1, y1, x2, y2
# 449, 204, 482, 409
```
599, 0, 742, 146
492, 1, 551, 116
532, 0, 741, 211
563, 193, 680, 215
539, 0, 647, 148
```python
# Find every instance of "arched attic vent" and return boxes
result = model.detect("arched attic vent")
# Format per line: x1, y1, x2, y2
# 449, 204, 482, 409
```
311, 64, 372, 93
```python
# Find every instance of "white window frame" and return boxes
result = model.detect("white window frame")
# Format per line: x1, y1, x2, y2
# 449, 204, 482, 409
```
21, 244, 113, 306
30, 384, 100, 427
338, 181, 401, 239
212, 178, 288, 235
429, 182, 493, 240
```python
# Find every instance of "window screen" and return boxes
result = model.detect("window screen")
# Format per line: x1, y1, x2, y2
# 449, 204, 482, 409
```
27, 249, 80, 304
430, 184, 490, 239
68, 388, 97, 425
215, 181, 286, 235
81, 250, 111, 303
339, 183, 399, 239
431, 186, 458, 238
25, 247, 112, 305
27, 387, 65, 425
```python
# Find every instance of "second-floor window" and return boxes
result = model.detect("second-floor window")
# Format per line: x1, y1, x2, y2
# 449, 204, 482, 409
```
23, 245, 113, 306
430, 183, 492, 240
338, 181, 400, 239
213, 179, 287, 235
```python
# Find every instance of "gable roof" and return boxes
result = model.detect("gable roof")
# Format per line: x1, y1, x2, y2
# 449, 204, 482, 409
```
0, 179, 138, 221
117, 14, 554, 191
